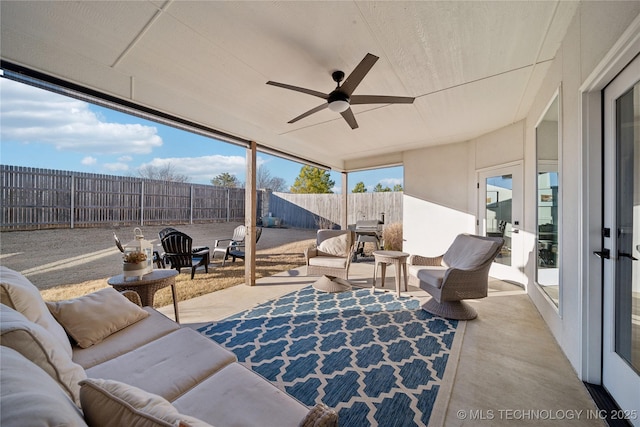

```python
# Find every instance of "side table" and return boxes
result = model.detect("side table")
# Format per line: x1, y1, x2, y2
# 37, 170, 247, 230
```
372, 250, 410, 298
108, 269, 180, 323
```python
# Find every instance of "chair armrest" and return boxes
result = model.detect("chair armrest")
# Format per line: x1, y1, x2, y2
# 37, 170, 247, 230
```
214, 238, 232, 248
120, 290, 142, 307
304, 247, 318, 260
408, 254, 444, 266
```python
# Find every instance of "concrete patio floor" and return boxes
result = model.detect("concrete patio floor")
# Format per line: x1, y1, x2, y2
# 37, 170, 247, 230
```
159, 262, 604, 427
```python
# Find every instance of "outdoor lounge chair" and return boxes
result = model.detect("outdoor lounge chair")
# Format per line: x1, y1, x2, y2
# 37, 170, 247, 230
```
408, 234, 504, 320
212, 225, 247, 266
305, 229, 356, 280
226, 227, 263, 263
155, 227, 208, 269
160, 231, 210, 279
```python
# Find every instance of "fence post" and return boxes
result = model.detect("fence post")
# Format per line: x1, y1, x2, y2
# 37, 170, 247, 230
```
140, 181, 145, 226
70, 174, 75, 229
190, 185, 194, 224
226, 188, 230, 222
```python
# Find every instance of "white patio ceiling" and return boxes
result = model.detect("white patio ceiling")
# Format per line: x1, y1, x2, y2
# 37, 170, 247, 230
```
0, 1, 578, 172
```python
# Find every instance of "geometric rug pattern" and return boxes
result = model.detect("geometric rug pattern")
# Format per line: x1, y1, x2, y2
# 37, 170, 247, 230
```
198, 286, 459, 426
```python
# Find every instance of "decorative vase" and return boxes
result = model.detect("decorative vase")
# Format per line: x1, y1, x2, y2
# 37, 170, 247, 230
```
123, 261, 148, 280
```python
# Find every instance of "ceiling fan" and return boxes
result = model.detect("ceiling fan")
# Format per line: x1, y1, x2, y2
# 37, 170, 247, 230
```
267, 53, 415, 129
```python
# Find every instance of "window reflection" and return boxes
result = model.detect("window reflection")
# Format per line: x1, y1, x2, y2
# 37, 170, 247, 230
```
536, 95, 560, 307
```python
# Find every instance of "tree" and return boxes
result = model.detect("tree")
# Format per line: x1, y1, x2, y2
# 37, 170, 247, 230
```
211, 172, 241, 188
290, 166, 334, 194
138, 164, 189, 182
393, 184, 403, 192
373, 183, 392, 192
352, 182, 367, 193
257, 165, 287, 192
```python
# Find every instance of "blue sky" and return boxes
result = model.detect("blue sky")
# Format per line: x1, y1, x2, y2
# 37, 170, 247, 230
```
0, 78, 402, 193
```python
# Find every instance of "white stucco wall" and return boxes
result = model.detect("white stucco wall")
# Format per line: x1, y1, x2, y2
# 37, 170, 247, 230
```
403, 2, 640, 378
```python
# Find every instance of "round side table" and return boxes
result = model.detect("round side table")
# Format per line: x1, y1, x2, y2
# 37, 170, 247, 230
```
108, 269, 180, 323
372, 250, 410, 298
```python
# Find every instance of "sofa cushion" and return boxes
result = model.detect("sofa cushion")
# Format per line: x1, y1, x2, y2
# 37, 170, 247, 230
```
172, 363, 309, 427
0, 346, 87, 427
0, 303, 86, 406
72, 307, 180, 369
0, 266, 73, 357
79, 378, 214, 427
47, 287, 149, 349
410, 265, 448, 289
317, 233, 349, 257
86, 328, 237, 402
442, 235, 501, 270
308, 256, 348, 269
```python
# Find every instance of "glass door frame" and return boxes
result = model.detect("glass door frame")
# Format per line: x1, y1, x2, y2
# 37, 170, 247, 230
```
602, 53, 640, 424
477, 162, 525, 285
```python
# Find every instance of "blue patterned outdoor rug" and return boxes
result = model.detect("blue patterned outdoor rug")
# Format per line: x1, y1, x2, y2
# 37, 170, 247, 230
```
198, 286, 461, 426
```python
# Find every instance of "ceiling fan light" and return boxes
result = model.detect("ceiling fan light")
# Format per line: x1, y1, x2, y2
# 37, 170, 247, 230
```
328, 100, 350, 113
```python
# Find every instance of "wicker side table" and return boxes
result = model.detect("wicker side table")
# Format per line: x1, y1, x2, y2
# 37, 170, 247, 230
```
108, 269, 180, 323
372, 250, 410, 298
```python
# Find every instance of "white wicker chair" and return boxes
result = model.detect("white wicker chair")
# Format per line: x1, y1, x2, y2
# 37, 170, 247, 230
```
408, 234, 504, 320
305, 230, 356, 280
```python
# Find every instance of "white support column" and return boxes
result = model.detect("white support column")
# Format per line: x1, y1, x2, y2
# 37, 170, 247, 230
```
245, 141, 257, 286
341, 171, 348, 229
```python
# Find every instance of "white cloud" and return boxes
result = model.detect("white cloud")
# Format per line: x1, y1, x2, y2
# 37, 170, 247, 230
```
104, 162, 130, 172
81, 156, 97, 165
140, 154, 264, 184
118, 155, 133, 162
379, 178, 403, 187
0, 79, 162, 154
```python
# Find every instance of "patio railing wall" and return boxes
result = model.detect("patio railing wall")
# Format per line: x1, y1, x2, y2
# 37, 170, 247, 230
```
0, 165, 403, 231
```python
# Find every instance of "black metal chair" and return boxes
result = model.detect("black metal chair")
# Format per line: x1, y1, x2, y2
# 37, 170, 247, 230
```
160, 231, 210, 279
156, 227, 209, 269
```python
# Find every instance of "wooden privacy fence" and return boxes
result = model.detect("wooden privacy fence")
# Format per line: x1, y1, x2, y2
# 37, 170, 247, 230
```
0, 166, 250, 231
0, 165, 403, 231
266, 191, 403, 229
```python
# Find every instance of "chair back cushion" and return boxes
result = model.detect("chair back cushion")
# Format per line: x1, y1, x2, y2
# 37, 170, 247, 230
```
0, 266, 73, 357
0, 304, 86, 406
442, 234, 502, 270
316, 230, 352, 257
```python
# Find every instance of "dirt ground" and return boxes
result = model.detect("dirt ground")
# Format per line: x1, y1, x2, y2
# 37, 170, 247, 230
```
0, 223, 317, 290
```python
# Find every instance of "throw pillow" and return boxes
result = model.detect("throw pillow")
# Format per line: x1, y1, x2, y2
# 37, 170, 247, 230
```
0, 346, 87, 427
0, 304, 86, 406
0, 266, 73, 357
47, 287, 149, 349
317, 233, 349, 257
80, 378, 214, 427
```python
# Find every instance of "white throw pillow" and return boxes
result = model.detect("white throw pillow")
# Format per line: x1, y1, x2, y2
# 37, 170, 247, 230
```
0, 346, 87, 427
317, 233, 349, 257
0, 266, 73, 357
80, 378, 214, 427
47, 287, 149, 349
0, 304, 86, 406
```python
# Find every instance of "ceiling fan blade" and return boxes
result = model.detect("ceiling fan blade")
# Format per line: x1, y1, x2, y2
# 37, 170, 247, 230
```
266, 81, 328, 99
340, 108, 359, 129
340, 53, 379, 96
350, 95, 415, 105
288, 103, 328, 123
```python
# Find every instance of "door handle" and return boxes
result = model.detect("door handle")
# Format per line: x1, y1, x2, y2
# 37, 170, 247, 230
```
618, 252, 638, 261
593, 249, 610, 259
